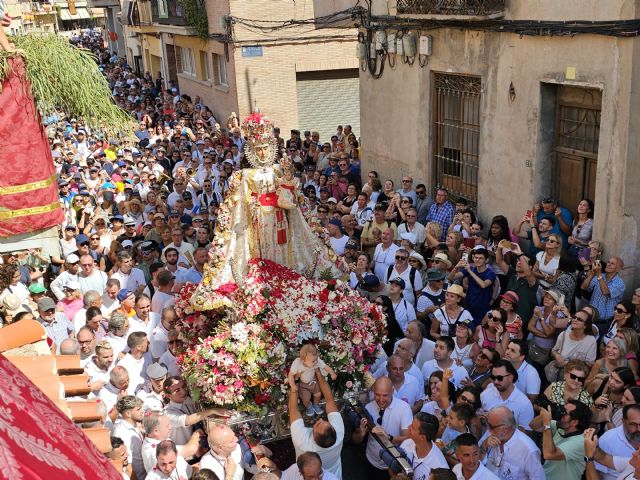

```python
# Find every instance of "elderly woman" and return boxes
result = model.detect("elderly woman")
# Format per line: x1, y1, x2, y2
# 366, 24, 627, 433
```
542, 359, 593, 407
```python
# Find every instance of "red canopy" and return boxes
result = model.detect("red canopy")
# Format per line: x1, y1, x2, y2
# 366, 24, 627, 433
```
0, 353, 121, 479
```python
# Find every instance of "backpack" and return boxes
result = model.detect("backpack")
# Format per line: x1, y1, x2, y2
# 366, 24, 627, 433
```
387, 265, 417, 292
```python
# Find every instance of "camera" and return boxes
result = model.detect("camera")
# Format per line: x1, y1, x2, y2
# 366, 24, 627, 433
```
536, 395, 566, 421
380, 446, 410, 474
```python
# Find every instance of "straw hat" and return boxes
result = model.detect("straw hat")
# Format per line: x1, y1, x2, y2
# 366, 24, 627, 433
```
446, 284, 466, 299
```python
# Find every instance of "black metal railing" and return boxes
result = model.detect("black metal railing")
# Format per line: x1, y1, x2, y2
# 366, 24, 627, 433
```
151, 0, 186, 26
396, 0, 505, 16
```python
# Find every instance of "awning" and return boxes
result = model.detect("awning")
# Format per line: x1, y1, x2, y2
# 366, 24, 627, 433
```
59, 7, 91, 21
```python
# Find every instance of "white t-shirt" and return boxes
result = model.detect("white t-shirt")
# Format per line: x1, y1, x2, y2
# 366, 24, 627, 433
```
145, 456, 191, 480
432, 306, 474, 338
151, 291, 175, 314
453, 462, 500, 480
391, 297, 417, 333
329, 235, 350, 256
290, 411, 345, 479
399, 439, 448, 480
364, 398, 413, 469
421, 359, 469, 389
290, 357, 328, 383
480, 384, 534, 431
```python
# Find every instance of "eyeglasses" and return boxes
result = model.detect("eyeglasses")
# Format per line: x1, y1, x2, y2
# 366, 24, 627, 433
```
402, 179, 411, 183
90, 236, 100, 240
491, 374, 512, 382
615, 307, 628, 314
44, 309, 56, 314
395, 256, 408, 261
78, 339, 93, 345
401, 200, 411, 204
80, 263, 93, 267
568, 372, 585, 383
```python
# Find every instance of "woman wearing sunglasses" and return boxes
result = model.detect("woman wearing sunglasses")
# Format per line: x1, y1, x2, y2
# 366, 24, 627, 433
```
601, 300, 636, 348
541, 359, 593, 408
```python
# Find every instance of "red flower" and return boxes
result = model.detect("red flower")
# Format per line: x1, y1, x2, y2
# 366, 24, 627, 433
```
319, 289, 329, 303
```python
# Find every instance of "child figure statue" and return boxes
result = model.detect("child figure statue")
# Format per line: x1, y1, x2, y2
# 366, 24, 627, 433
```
288, 344, 337, 416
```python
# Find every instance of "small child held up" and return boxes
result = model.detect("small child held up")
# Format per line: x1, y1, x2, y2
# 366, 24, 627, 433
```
288, 343, 337, 416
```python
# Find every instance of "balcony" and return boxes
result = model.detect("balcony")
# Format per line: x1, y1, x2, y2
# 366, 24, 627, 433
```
21, 2, 55, 15
395, 0, 505, 16
151, 0, 186, 26
123, 0, 153, 26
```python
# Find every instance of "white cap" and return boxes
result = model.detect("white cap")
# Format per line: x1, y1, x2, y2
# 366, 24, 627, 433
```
122, 240, 133, 248
66, 253, 80, 263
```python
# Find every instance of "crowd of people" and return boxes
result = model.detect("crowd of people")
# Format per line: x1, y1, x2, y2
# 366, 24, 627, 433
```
1, 29, 640, 480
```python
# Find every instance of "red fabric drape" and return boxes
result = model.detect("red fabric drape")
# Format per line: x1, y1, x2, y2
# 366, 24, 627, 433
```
0, 57, 63, 237
0, 353, 122, 479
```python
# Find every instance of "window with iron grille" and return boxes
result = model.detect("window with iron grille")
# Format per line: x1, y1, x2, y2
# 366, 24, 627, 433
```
432, 73, 481, 205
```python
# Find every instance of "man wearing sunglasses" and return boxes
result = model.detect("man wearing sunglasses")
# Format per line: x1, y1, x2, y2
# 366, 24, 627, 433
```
480, 360, 534, 432
37, 296, 74, 354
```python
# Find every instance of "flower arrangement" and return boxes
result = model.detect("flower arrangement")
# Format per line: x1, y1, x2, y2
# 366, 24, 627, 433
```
177, 258, 386, 413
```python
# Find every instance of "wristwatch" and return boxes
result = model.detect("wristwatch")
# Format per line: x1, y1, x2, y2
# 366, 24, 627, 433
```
584, 456, 594, 463
543, 424, 551, 431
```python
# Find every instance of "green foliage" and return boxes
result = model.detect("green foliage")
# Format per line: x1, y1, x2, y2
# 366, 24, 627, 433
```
178, 0, 209, 41
0, 34, 133, 135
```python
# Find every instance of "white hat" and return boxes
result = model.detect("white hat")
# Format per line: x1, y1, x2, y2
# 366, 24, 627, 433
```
64, 280, 80, 291
122, 239, 133, 248
327, 197, 337, 204
400, 232, 417, 245
2, 294, 26, 317
66, 253, 80, 264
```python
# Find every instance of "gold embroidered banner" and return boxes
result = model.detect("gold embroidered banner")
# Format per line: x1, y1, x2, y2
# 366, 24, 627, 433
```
0, 174, 56, 195
0, 201, 60, 220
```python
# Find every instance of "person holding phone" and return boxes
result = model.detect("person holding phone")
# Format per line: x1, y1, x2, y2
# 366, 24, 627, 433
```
580, 256, 626, 333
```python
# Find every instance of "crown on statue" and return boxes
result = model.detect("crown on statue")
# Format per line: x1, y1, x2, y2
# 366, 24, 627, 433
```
241, 112, 274, 146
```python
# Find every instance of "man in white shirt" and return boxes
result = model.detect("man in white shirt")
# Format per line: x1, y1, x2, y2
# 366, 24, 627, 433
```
397, 208, 426, 245
480, 360, 535, 432
85, 339, 113, 392
281, 452, 339, 480
385, 354, 421, 409
151, 270, 175, 314
159, 330, 180, 376
479, 406, 544, 480
105, 312, 130, 362
385, 249, 423, 305
161, 228, 195, 265
50, 253, 80, 300
375, 339, 424, 395
110, 251, 146, 294
327, 219, 349, 256
372, 228, 399, 281
117, 331, 152, 395
98, 365, 129, 414
199, 422, 252, 480
404, 321, 435, 371
288, 367, 345, 479
595, 405, 640, 480
102, 278, 121, 315
400, 412, 448, 480
150, 306, 176, 361
453, 433, 499, 480
78, 254, 108, 294
421, 336, 469, 389
112, 396, 145, 480
129, 295, 160, 336
136, 362, 168, 412
76, 326, 96, 368
503, 339, 540, 402
352, 377, 413, 480
72, 290, 103, 334
145, 440, 192, 480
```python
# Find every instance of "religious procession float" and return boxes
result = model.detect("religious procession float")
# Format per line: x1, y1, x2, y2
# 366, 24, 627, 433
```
176, 113, 386, 440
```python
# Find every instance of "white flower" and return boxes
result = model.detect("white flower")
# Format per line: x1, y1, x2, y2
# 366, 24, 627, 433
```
231, 322, 249, 343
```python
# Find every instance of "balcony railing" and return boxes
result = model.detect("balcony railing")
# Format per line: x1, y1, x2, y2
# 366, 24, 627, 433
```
396, 0, 505, 16
129, 0, 153, 26
151, 0, 186, 26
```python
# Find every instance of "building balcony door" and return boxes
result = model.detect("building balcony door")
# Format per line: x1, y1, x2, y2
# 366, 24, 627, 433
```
554, 151, 597, 212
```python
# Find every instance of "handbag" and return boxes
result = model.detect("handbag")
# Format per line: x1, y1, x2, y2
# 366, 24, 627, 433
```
544, 361, 563, 383
528, 340, 551, 366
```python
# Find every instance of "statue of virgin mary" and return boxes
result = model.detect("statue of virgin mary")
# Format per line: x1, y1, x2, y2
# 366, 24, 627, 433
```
191, 113, 341, 310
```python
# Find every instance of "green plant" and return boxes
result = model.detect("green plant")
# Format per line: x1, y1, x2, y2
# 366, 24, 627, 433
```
178, 0, 208, 41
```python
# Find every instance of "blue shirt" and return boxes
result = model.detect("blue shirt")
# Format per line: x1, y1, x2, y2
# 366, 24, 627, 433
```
39, 314, 73, 354
462, 266, 497, 326
426, 202, 455, 240
177, 267, 203, 284
587, 273, 625, 320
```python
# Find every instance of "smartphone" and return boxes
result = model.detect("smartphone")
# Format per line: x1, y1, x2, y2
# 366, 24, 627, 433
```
463, 238, 476, 249
595, 259, 601, 268
578, 248, 590, 261
462, 252, 469, 263
526, 210, 533, 218
502, 240, 513, 250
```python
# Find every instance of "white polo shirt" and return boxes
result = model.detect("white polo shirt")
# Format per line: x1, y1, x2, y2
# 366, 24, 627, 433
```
145, 456, 191, 480
136, 383, 165, 412
290, 411, 345, 479
112, 419, 144, 479
399, 439, 448, 480
421, 359, 469, 389
480, 428, 544, 480
596, 425, 636, 480
391, 374, 421, 407
480, 384, 534, 431
199, 446, 244, 480
84, 358, 111, 386
364, 397, 413, 470
514, 361, 541, 397
117, 352, 152, 395
390, 297, 416, 334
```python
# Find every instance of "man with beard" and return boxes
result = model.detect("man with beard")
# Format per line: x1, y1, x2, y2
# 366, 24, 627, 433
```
480, 360, 534, 432
530, 399, 591, 480
112, 396, 145, 479
163, 248, 187, 277
593, 404, 640, 480
85, 339, 114, 392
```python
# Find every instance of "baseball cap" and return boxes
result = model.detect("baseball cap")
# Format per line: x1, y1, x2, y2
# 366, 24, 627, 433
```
328, 219, 343, 229
28, 284, 47, 295
345, 240, 359, 250
75, 233, 90, 245
66, 253, 80, 264
327, 197, 337, 204
37, 297, 57, 311
116, 288, 134, 302
122, 239, 133, 248
2, 294, 26, 317
389, 277, 406, 289
64, 280, 80, 291
360, 274, 380, 289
